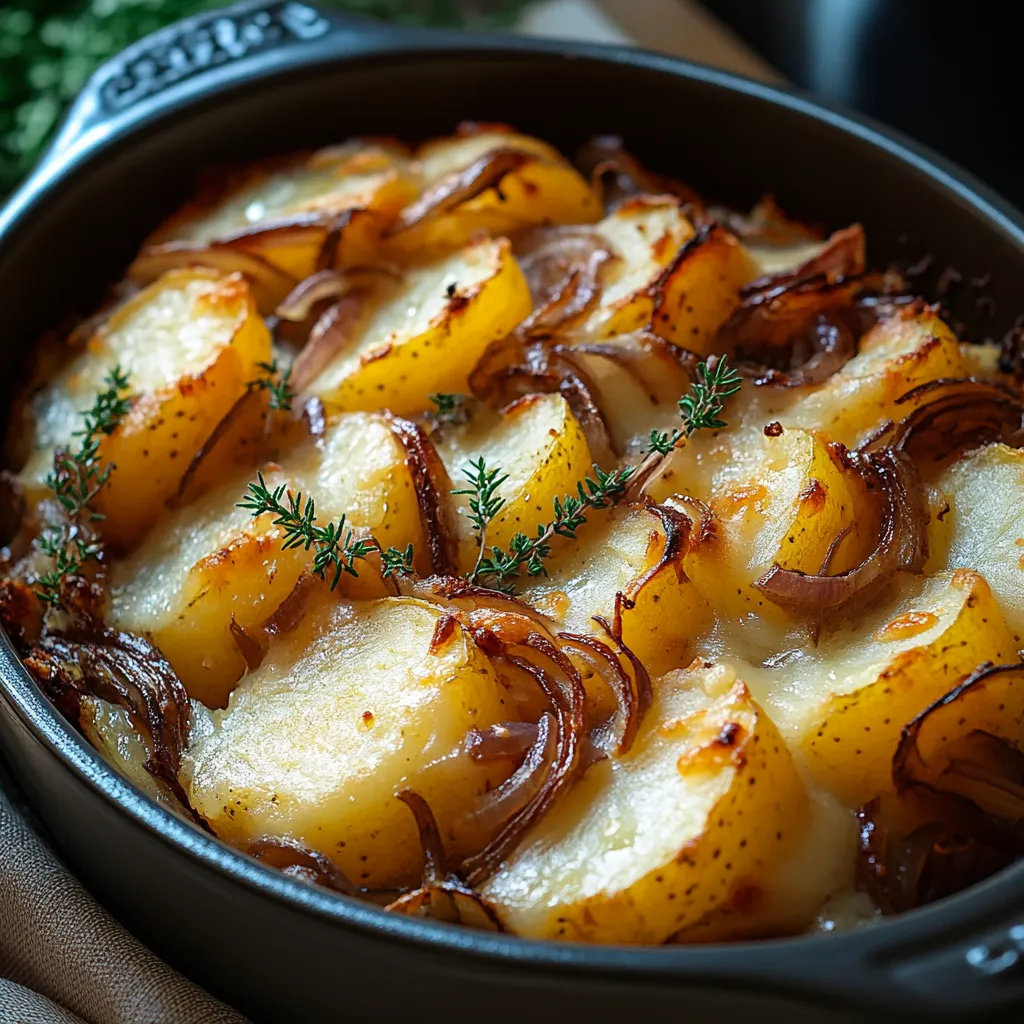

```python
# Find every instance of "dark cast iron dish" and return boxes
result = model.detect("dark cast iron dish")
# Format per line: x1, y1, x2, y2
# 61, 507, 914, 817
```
1, 2, 1023, 1020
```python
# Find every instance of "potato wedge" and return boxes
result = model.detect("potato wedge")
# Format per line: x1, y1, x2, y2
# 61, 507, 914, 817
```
524, 502, 712, 677
579, 196, 695, 338
109, 412, 427, 708
308, 237, 531, 415
687, 426, 878, 629
437, 393, 592, 575
799, 569, 1018, 805
653, 223, 759, 353
182, 595, 514, 887
482, 662, 807, 943
145, 141, 417, 279
787, 305, 966, 448
926, 443, 1024, 641
20, 269, 271, 548
389, 128, 601, 255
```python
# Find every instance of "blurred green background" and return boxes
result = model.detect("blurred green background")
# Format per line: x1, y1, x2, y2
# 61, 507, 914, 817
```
0, 0, 528, 201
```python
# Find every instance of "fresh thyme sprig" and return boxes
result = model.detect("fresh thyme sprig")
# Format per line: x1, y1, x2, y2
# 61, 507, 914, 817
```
646, 355, 742, 455
427, 392, 472, 427
451, 456, 507, 579
458, 359, 741, 593
238, 472, 415, 589
248, 359, 294, 412
34, 365, 132, 606
465, 462, 634, 593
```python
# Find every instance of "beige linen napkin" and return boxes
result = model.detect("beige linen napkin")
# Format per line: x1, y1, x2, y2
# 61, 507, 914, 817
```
0, 3, 775, 1022
0, 788, 246, 1024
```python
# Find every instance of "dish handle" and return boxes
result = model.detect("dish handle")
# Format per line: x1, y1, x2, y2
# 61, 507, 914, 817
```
43, 0, 387, 161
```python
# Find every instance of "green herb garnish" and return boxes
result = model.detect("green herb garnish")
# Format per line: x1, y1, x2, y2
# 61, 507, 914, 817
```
238, 472, 415, 589
34, 365, 132, 606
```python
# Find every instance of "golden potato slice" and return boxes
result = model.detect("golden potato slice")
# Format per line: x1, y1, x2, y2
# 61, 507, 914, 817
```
670, 788, 859, 942
20, 269, 271, 548
926, 443, 1024, 641
308, 238, 531, 415
109, 412, 427, 708
653, 224, 759, 354
896, 663, 1024, 799
687, 426, 878, 627
146, 141, 417, 279
959, 341, 1004, 381
182, 596, 514, 887
524, 502, 712, 677
482, 662, 807, 943
799, 569, 1018, 805
437, 393, 592, 575
580, 196, 695, 338
390, 128, 600, 254
787, 305, 966, 447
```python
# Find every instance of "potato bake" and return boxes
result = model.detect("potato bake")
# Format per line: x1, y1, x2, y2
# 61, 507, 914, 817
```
3, 124, 1023, 944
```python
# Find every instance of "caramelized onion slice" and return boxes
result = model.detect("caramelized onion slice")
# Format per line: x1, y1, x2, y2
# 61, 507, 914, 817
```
290, 291, 368, 393
248, 836, 358, 895
754, 449, 926, 619
857, 789, 1015, 915
721, 273, 905, 388
461, 713, 556, 837
390, 149, 532, 234
385, 790, 503, 930
384, 416, 460, 575
857, 662, 1024, 914
576, 136, 703, 211
24, 624, 191, 805
743, 223, 866, 293
514, 228, 616, 339
466, 720, 540, 762
885, 378, 1024, 461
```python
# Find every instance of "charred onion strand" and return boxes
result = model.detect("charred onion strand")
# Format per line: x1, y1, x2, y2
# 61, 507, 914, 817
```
461, 714, 556, 837
389, 149, 532, 234
385, 790, 503, 929
754, 448, 927, 619
575, 136, 703, 211
384, 416, 460, 574
466, 720, 541, 762
290, 291, 368, 393
883, 378, 1024, 461
248, 835, 359, 895
25, 622, 191, 807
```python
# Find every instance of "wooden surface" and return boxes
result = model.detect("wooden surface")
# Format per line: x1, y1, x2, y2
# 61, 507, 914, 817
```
516, 0, 781, 83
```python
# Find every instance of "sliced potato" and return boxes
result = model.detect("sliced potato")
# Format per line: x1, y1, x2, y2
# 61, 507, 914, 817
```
146, 141, 418, 279
438, 393, 593, 574
787, 305, 966, 447
653, 223, 759, 353
926, 443, 1024, 641
182, 595, 514, 887
524, 502, 711, 677
20, 269, 271, 547
579, 196, 695, 338
671, 789, 858, 942
308, 237, 531, 415
482, 662, 807, 943
390, 128, 601, 255
109, 412, 427, 708
799, 569, 1018, 805
686, 426, 879, 628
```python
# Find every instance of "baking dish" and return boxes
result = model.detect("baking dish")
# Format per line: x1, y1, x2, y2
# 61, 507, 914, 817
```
1, 2, 1023, 1019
